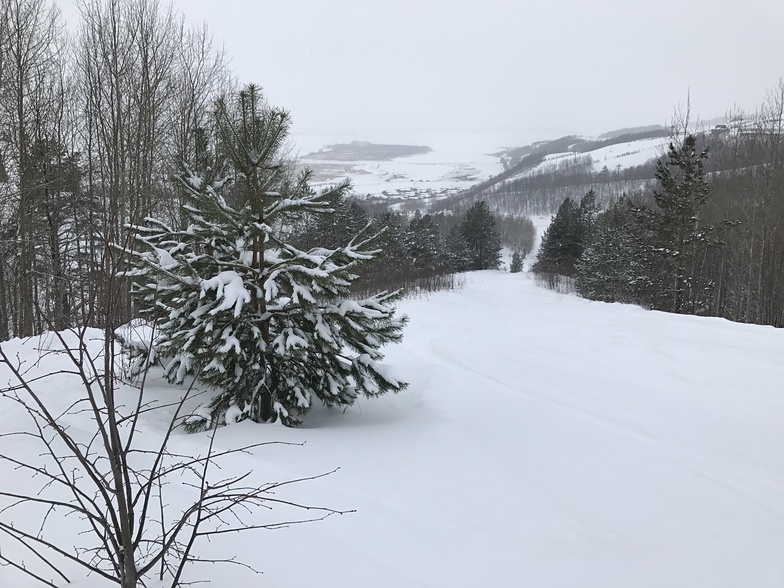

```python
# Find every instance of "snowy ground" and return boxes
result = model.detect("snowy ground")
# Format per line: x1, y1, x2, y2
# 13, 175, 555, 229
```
586, 136, 669, 172
505, 136, 670, 183
2, 271, 784, 587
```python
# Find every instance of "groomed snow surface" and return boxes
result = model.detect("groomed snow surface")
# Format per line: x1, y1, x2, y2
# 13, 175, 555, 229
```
2, 270, 784, 587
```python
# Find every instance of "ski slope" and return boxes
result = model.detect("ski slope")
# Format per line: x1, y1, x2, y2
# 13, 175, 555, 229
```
2, 271, 784, 587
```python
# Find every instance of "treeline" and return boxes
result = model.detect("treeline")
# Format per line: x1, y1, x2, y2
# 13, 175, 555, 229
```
573, 128, 669, 154
533, 88, 784, 327
481, 157, 655, 215
291, 199, 535, 296
0, 0, 232, 339
434, 152, 657, 218
448, 129, 670, 218
499, 128, 668, 170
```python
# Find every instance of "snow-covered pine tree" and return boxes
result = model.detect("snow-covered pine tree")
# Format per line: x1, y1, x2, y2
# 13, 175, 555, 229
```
405, 211, 448, 274
445, 224, 471, 272
460, 200, 502, 270
576, 199, 644, 303
533, 191, 598, 277
509, 250, 524, 273
645, 134, 713, 313
125, 85, 407, 429
533, 197, 578, 276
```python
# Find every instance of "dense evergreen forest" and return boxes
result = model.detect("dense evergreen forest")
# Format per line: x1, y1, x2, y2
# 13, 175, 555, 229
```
298, 200, 534, 296
532, 98, 784, 327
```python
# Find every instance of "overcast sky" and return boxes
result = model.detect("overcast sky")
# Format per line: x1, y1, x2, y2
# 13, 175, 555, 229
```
66, 0, 784, 142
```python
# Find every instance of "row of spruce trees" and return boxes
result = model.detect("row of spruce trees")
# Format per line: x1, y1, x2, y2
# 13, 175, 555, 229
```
291, 198, 510, 296
533, 131, 783, 323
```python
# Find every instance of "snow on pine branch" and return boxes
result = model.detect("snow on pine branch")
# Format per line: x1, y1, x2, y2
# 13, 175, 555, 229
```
200, 271, 251, 318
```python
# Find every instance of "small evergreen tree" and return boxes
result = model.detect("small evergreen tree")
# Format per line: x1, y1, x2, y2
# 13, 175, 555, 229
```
577, 189, 600, 244
534, 197, 578, 275
126, 85, 407, 429
644, 134, 713, 313
405, 211, 448, 274
445, 224, 471, 272
509, 250, 524, 273
576, 199, 646, 303
460, 200, 502, 270
533, 191, 598, 277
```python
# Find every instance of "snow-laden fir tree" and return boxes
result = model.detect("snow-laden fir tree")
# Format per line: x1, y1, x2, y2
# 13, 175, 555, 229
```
533, 190, 598, 277
643, 134, 714, 313
576, 198, 647, 303
405, 211, 448, 274
445, 224, 471, 272
125, 85, 407, 429
460, 201, 502, 270
509, 250, 524, 273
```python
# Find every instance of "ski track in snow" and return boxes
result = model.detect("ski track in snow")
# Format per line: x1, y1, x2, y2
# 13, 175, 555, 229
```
429, 319, 784, 515
2, 271, 784, 587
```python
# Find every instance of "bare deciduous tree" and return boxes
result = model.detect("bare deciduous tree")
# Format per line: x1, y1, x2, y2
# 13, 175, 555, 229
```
0, 0, 62, 337
0, 317, 347, 587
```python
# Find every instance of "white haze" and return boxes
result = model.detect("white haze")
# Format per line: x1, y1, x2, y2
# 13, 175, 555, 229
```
179, 0, 782, 140
54, 0, 784, 144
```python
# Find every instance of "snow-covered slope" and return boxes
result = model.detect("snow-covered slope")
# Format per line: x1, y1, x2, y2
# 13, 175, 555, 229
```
294, 130, 671, 212
2, 272, 784, 587
503, 135, 669, 184
586, 135, 669, 172
294, 131, 515, 201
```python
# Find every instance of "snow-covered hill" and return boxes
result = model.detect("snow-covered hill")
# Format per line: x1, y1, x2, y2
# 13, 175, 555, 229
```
519, 135, 669, 178
2, 271, 784, 587
294, 131, 515, 202
293, 130, 671, 214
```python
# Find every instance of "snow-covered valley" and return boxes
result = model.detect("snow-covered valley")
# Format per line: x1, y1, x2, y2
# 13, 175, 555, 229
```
294, 131, 513, 202
292, 130, 670, 210
2, 269, 784, 587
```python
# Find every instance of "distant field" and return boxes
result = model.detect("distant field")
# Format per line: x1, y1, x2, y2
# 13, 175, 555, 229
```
302, 141, 432, 162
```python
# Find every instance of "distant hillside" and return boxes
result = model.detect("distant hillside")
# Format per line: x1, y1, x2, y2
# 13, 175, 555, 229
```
597, 124, 667, 140
431, 129, 671, 217
299, 124, 762, 221
302, 141, 431, 162
495, 128, 668, 170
